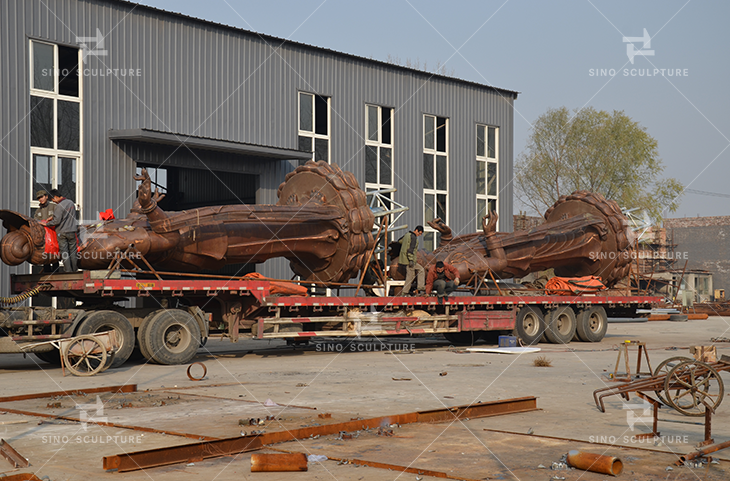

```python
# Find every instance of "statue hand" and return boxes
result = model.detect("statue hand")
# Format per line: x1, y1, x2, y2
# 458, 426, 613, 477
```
482, 211, 499, 235
133, 169, 153, 208
427, 217, 452, 236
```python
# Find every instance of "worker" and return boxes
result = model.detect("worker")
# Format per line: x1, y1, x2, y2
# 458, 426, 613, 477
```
426, 260, 460, 304
47, 189, 78, 272
399, 225, 424, 295
33, 190, 57, 223
33, 190, 59, 273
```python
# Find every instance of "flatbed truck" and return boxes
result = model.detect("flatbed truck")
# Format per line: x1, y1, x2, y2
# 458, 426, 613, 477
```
0, 270, 659, 368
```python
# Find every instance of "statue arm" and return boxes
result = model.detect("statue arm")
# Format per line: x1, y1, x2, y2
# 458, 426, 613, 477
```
132, 168, 168, 224
482, 212, 508, 275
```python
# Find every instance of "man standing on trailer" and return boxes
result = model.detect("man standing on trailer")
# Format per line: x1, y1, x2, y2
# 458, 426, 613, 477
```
33, 190, 59, 273
426, 260, 460, 304
399, 225, 425, 295
47, 189, 79, 273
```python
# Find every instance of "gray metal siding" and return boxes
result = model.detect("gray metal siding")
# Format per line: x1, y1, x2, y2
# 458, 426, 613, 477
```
1, 0, 516, 293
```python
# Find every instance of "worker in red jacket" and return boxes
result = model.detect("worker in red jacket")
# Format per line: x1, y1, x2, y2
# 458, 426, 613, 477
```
426, 261, 460, 304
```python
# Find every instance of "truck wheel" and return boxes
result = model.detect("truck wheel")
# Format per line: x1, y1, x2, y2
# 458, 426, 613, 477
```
77, 310, 135, 368
575, 306, 608, 342
544, 306, 577, 344
34, 350, 62, 366
443, 332, 480, 346
513, 306, 545, 345
144, 310, 201, 365
136, 311, 158, 363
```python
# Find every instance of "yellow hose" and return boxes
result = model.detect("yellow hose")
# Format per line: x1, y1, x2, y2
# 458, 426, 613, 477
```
0, 284, 50, 306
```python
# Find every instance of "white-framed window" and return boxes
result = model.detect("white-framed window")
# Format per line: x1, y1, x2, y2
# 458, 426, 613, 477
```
29, 40, 82, 216
476, 124, 498, 231
365, 104, 394, 257
364, 104, 393, 189
297, 92, 330, 165
423, 114, 448, 252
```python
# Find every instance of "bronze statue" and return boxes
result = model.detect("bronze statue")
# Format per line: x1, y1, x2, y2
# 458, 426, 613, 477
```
1, 162, 375, 283
2, 162, 631, 287
392, 191, 632, 287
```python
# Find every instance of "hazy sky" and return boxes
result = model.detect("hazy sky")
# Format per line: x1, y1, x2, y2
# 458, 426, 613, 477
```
136, 0, 730, 219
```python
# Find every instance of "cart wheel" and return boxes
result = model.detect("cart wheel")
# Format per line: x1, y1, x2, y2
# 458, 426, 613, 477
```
62, 335, 108, 377
653, 356, 693, 406
664, 360, 724, 416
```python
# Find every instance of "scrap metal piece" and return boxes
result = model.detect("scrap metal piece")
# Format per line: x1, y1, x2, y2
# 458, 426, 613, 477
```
677, 439, 730, 466
103, 396, 538, 472
566, 450, 623, 476
1, 475, 42, 481
251, 453, 308, 472
186, 362, 207, 381
0, 439, 29, 468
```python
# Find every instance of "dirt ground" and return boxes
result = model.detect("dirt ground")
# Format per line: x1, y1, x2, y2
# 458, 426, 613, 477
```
0, 316, 728, 480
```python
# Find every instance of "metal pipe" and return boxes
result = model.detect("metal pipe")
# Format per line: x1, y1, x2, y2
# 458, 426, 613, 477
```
566, 450, 623, 476
250, 453, 307, 472
677, 439, 730, 465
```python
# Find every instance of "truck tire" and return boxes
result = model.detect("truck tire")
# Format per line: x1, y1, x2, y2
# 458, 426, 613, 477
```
77, 310, 135, 368
575, 306, 608, 342
143, 309, 201, 365
34, 350, 61, 366
513, 306, 545, 345
544, 306, 577, 344
136, 311, 158, 363
443, 331, 480, 346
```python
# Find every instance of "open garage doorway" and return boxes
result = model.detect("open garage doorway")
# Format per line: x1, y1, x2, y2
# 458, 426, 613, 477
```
135, 164, 258, 276
135, 164, 257, 211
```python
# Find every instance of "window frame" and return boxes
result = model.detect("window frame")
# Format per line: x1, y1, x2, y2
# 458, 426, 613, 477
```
297, 91, 331, 165
423, 114, 449, 252
29, 39, 83, 215
475, 124, 498, 232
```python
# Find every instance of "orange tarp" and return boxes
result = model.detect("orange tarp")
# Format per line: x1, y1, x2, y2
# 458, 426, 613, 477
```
545, 276, 606, 296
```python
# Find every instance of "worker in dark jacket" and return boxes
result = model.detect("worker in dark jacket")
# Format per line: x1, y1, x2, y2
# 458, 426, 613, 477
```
47, 189, 78, 272
34, 190, 57, 223
426, 260, 460, 304
33, 190, 58, 273
398, 225, 424, 295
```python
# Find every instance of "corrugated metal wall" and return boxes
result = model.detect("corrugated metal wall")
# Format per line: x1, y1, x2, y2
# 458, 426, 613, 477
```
0, 0, 516, 294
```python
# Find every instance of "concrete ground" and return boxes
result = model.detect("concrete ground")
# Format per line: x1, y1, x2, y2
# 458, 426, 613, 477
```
0, 316, 728, 480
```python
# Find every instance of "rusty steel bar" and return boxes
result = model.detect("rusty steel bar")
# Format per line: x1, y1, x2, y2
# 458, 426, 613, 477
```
281, 451, 485, 481
0, 439, 29, 468
0, 407, 215, 441
566, 450, 623, 476
1, 474, 42, 481
103, 396, 538, 472
0, 384, 136, 403
677, 439, 730, 466
250, 453, 307, 472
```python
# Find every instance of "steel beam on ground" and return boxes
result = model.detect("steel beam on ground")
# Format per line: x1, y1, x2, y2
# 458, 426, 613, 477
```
103, 396, 538, 472
0, 384, 136, 403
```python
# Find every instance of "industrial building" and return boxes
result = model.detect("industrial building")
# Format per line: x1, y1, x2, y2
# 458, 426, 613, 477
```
0, 0, 518, 294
